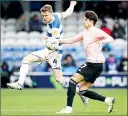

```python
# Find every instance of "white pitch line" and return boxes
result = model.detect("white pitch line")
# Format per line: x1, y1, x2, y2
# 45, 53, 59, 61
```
1, 109, 126, 112
1, 109, 54, 112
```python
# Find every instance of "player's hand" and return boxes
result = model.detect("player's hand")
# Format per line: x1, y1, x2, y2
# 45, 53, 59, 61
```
71, 1, 77, 6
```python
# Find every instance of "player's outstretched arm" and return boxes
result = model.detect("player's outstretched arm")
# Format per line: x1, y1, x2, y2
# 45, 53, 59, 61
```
62, 1, 77, 19
59, 33, 82, 44
101, 36, 114, 44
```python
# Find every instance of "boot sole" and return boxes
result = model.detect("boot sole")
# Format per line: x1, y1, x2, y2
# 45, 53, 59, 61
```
109, 98, 115, 113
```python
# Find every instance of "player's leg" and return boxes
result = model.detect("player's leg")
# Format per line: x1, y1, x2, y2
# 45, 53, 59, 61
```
77, 81, 89, 107
79, 81, 106, 102
57, 63, 100, 114
52, 68, 73, 88
78, 63, 106, 102
48, 52, 63, 83
52, 68, 63, 83
78, 63, 115, 113
57, 63, 94, 114
48, 52, 70, 87
79, 81, 115, 113
52, 58, 88, 106
7, 54, 41, 90
56, 73, 84, 114
7, 48, 48, 90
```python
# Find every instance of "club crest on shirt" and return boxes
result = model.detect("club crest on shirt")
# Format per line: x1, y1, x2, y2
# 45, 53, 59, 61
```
53, 30, 58, 37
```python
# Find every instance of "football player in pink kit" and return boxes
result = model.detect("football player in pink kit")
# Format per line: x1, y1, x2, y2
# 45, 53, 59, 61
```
57, 11, 115, 114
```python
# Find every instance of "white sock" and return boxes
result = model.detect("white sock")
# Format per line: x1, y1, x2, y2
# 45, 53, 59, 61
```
76, 85, 79, 93
17, 63, 30, 85
66, 106, 72, 111
104, 97, 109, 104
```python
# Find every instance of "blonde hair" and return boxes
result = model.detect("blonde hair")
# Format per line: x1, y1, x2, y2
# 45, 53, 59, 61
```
40, 4, 53, 13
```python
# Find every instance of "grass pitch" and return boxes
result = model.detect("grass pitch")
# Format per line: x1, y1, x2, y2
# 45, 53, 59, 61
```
1, 88, 127, 116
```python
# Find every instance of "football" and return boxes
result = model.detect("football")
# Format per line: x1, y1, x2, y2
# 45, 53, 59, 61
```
46, 38, 59, 50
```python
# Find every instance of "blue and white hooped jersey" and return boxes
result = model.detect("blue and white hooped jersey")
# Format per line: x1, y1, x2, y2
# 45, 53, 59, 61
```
46, 12, 63, 53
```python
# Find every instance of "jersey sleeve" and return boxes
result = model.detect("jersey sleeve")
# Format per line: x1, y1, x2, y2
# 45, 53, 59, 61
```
97, 29, 114, 43
100, 29, 111, 38
59, 31, 83, 44
53, 12, 63, 20
96, 29, 111, 40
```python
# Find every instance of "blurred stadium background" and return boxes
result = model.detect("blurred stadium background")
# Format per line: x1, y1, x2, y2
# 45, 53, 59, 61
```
1, 1, 127, 115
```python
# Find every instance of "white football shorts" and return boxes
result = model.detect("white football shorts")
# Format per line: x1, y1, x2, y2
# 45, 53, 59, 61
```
30, 48, 62, 69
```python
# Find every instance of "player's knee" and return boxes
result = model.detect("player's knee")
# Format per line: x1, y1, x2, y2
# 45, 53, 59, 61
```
71, 76, 76, 81
68, 79, 77, 93
79, 85, 89, 91
69, 78, 78, 87
71, 76, 80, 84
79, 82, 92, 91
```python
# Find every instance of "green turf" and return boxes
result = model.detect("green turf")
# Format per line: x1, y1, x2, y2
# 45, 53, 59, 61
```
1, 88, 127, 116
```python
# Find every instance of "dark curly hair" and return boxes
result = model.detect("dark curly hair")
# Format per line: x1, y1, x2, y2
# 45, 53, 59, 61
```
85, 10, 98, 25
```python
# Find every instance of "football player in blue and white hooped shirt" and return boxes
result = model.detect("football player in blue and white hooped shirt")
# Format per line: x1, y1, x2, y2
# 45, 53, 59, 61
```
7, 2, 88, 107
7, 1, 77, 89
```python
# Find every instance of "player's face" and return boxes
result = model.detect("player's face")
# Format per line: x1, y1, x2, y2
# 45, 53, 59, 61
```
84, 17, 92, 29
41, 11, 53, 24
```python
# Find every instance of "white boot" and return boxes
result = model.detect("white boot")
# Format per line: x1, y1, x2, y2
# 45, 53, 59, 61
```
7, 82, 23, 90
78, 92, 89, 107
105, 97, 115, 113
56, 106, 72, 114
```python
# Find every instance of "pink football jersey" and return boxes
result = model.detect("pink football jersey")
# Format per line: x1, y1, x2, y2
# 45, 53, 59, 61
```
64, 27, 114, 63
